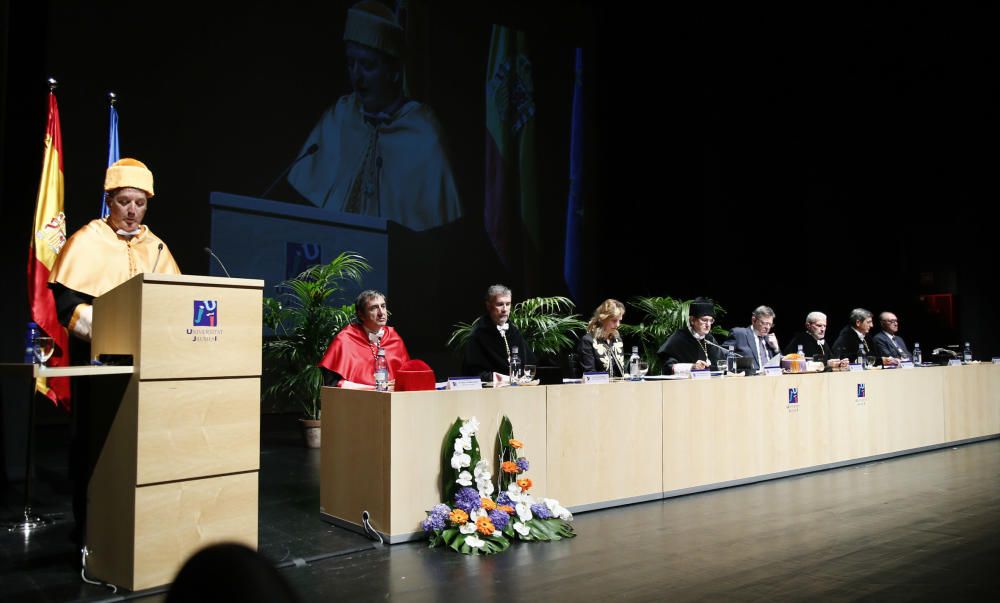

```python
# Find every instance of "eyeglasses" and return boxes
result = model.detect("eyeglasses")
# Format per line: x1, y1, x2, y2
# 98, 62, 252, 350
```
694, 317, 715, 325
884, 319, 898, 324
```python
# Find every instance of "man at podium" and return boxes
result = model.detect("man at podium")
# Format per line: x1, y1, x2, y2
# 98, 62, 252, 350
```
319, 290, 411, 388
49, 158, 181, 342
47, 157, 180, 545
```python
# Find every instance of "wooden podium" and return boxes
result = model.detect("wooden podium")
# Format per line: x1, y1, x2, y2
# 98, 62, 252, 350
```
86, 273, 264, 590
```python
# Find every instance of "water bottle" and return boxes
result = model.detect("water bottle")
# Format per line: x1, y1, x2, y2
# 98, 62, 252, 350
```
857, 344, 866, 368
25, 322, 39, 363
912, 342, 922, 365
629, 346, 640, 380
963, 342, 972, 363
510, 346, 522, 382
374, 348, 389, 391
727, 345, 737, 374
797, 344, 804, 357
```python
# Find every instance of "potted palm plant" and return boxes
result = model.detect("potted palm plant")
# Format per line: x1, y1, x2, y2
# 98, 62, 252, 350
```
262, 252, 370, 447
619, 296, 729, 375
447, 296, 586, 365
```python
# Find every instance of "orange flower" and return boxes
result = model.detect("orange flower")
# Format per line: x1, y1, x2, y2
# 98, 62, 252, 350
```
475, 516, 496, 536
516, 478, 533, 491
508, 438, 524, 449
498, 505, 515, 514
449, 509, 469, 525
481, 498, 497, 511
501, 461, 519, 473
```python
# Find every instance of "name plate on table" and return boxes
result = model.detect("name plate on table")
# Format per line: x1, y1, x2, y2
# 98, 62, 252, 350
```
948, 359, 962, 366
849, 363, 864, 372
447, 377, 483, 390
992, 357, 1000, 365
764, 367, 782, 377
899, 361, 915, 369
690, 370, 711, 380
583, 372, 610, 384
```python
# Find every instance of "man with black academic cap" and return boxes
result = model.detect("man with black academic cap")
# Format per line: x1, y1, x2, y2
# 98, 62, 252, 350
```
657, 297, 724, 375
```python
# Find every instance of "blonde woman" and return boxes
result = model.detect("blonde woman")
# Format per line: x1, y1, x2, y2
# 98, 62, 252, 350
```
576, 299, 626, 377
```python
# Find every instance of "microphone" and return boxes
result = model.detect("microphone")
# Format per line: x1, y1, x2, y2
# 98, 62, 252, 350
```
151, 243, 164, 273
204, 247, 232, 278
260, 144, 319, 198
933, 347, 958, 358
704, 339, 743, 357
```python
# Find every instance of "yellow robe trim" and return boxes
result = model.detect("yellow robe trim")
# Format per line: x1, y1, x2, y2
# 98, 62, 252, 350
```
48, 218, 181, 297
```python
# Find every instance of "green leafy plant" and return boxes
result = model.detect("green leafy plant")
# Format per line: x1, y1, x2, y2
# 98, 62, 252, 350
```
262, 252, 371, 419
620, 296, 729, 374
447, 296, 586, 362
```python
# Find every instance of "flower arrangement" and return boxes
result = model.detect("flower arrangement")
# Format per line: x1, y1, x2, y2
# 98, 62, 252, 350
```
423, 415, 574, 555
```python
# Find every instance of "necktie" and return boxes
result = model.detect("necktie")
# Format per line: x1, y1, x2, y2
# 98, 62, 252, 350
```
759, 337, 770, 365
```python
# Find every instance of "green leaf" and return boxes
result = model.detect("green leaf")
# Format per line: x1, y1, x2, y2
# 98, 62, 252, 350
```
447, 296, 586, 363
439, 418, 464, 504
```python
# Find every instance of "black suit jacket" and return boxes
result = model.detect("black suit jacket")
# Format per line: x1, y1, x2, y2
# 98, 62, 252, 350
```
832, 326, 880, 365
461, 315, 535, 381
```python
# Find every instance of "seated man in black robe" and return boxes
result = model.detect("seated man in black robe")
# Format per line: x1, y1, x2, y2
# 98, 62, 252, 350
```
657, 297, 723, 375
783, 311, 846, 369
462, 284, 535, 381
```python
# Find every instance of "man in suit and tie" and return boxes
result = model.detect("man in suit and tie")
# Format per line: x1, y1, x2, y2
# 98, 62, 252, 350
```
724, 306, 781, 374
831, 308, 897, 366
872, 311, 909, 363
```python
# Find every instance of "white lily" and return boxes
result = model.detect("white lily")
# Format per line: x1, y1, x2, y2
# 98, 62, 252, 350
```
513, 521, 530, 536
456, 471, 473, 486
459, 522, 478, 535
450, 452, 471, 470
544, 498, 573, 521
459, 417, 480, 438
464, 534, 485, 548
473, 460, 491, 479
515, 502, 533, 522
453, 437, 472, 454
469, 507, 487, 521
477, 480, 495, 497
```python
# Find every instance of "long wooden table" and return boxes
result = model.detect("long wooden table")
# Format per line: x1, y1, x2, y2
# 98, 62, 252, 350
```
320, 364, 1000, 543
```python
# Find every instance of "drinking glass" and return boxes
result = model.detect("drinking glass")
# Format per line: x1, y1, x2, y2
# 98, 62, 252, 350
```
33, 337, 54, 366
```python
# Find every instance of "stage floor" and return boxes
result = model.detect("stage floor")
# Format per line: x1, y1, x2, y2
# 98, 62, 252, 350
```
2, 416, 998, 602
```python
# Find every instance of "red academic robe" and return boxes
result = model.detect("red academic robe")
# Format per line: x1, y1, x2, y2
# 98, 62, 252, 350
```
318, 323, 410, 386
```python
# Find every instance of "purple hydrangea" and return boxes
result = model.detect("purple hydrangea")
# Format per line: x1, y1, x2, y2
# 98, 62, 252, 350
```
454, 487, 482, 513
422, 513, 446, 532
496, 492, 512, 506
488, 508, 510, 531
530, 503, 553, 519
516, 457, 530, 472
422, 503, 451, 533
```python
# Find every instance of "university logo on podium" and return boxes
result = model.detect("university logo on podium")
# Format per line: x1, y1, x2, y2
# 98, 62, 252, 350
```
193, 300, 218, 326
856, 383, 866, 398
787, 388, 798, 404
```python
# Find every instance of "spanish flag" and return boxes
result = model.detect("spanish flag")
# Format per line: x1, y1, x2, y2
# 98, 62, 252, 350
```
27, 90, 70, 410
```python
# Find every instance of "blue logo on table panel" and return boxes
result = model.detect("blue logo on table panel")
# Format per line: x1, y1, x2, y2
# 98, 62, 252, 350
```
193, 300, 218, 326
788, 388, 798, 404
857, 383, 866, 398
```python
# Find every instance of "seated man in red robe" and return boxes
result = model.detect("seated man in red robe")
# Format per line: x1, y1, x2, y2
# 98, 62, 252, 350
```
319, 289, 410, 388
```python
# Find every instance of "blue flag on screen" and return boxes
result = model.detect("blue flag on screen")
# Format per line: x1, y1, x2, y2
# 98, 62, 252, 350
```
563, 48, 584, 301
101, 102, 119, 218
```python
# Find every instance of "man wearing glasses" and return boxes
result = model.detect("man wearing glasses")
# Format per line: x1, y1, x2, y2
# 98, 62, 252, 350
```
872, 312, 909, 363
657, 297, 724, 375
725, 306, 781, 374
